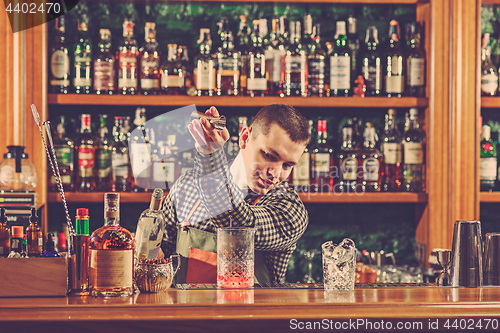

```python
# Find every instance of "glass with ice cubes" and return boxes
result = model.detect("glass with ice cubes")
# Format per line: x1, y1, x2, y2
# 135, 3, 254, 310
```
322, 238, 356, 291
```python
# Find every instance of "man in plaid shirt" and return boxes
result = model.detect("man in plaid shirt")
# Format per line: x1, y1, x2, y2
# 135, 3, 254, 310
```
161, 104, 310, 282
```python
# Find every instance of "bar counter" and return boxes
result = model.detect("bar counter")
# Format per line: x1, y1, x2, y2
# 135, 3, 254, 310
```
2, 286, 500, 332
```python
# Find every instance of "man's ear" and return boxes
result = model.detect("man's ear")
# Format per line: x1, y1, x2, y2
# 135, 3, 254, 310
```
239, 126, 251, 149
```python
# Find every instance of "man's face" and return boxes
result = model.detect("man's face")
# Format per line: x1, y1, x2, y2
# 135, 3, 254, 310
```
240, 123, 306, 195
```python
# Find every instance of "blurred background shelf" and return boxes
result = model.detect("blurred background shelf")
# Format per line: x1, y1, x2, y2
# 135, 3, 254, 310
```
48, 94, 429, 108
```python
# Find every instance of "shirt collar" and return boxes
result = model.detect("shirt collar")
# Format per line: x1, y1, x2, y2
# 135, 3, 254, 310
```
230, 151, 248, 193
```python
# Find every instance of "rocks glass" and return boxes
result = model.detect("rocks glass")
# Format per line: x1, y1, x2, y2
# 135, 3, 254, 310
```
322, 238, 356, 291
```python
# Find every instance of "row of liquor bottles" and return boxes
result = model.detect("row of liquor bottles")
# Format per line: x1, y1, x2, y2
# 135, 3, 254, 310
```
292, 108, 425, 193
48, 106, 425, 194
49, 13, 426, 98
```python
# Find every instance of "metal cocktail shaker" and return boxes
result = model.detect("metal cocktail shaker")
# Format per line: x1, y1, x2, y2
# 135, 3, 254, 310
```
449, 220, 483, 287
484, 233, 500, 285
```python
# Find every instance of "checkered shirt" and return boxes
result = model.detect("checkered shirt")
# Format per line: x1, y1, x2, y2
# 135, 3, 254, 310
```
160, 148, 309, 283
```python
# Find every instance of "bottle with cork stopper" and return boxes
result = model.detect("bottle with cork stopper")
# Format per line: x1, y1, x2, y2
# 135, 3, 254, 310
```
27, 207, 43, 257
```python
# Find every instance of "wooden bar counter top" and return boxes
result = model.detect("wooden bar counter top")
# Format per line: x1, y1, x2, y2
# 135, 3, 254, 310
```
1, 286, 500, 332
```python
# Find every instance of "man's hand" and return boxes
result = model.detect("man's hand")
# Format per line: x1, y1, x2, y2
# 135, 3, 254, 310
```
188, 106, 230, 154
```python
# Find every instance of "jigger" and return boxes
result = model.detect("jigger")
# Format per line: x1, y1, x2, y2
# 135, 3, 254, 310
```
449, 220, 483, 287
484, 233, 500, 285
435, 249, 452, 286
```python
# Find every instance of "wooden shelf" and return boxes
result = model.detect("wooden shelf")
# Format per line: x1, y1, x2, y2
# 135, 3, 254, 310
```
480, 192, 500, 202
481, 97, 500, 108
48, 191, 427, 204
48, 94, 428, 108
482, 0, 500, 5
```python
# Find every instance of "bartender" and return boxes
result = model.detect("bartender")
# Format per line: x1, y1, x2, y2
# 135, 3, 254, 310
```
160, 104, 310, 283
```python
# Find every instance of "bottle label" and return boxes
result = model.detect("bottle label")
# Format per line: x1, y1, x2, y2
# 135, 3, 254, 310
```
74, 55, 92, 63
112, 152, 129, 178
308, 58, 325, 88
140, 78, 159, 90
312, 153, 330, 174
153, 161, 175, 183
362, 61, 382, 91
141, 59, 159, 69
89, 249, 133, 289
408, 58, 425, 87
383, 143, 402, 164
51, 50, 70, 79
78, 145, 95, 177
481, 74, 499, 95
74, 76, 92, 87
293, 152, 310, 186
342, 157, 358, 180
94, 61, 115, 90
330, 56, 351, 90
403, 142, 424, 164
51, 175, 72, 185
55, 146, 73, 167
363, 157, 380, 181
131, 143, 151, 179
480, 157, 497, 180
161, 75, 183, 88
118, 51, 138, 89
97, 149, 112, 178
195, 60, 215, 90
247, 78, 267, 91
269, 49, 285, 82
218, 58, 239, 76
386, 56, 404, 93
285, 56, 307, 73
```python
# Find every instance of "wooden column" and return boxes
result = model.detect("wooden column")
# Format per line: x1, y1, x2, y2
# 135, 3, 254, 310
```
0, 6, 48, 229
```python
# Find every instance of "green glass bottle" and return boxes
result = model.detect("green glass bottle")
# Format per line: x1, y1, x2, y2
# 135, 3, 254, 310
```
480, 124, 497, 191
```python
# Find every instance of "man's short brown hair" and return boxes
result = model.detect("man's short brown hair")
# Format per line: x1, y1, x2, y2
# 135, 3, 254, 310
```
249, 104, 310, 145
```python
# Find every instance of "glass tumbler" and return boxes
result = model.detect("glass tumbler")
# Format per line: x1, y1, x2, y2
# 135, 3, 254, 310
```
322, 238, 356, 291
217, 227, 255, 289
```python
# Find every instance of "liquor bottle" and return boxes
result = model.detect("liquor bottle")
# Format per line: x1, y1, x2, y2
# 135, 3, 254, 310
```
282, 21, 308, 97
95, 114, 112, 192
94, 29, 116, 95
381, 109, 403, 192
49, 17, 70, 94
117, 19, 139, 95
89, 193, 134, 297
402, 108, 425, 192
247, 20, 268, 97
361, 26, 382, 96
330, 21, 351, 97
358, 123, 382, 192
0, 208, 10, 258
41, 233, 60, 257
10, 226, 23, 255
481, 124, 497, 191
405, 22, 426, 97
481, 33, 499, 96
307, 23, 326, 97
140, 22, 161, 95
49, 115, 74, 192
292, 120, 313, 192
347, 16, 360, 87
130, 107, 152, 192
26, 208, 42, 257
226, 116, 247, 161
135, 188, 166, 262
160, 44, 184, 95
152, 138, 181, 191
337, 119, 359, 193
76, 114, 95, 192
73, 14, 92, 94
265, 17, 287, 96
111, 116, 130, 192
385, 20, 405, 98
179, 45, 195, 96
194, 28, 216, 96
237, 15, 251, 95
216, 18, 240, 96
310, 120, 334, 193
